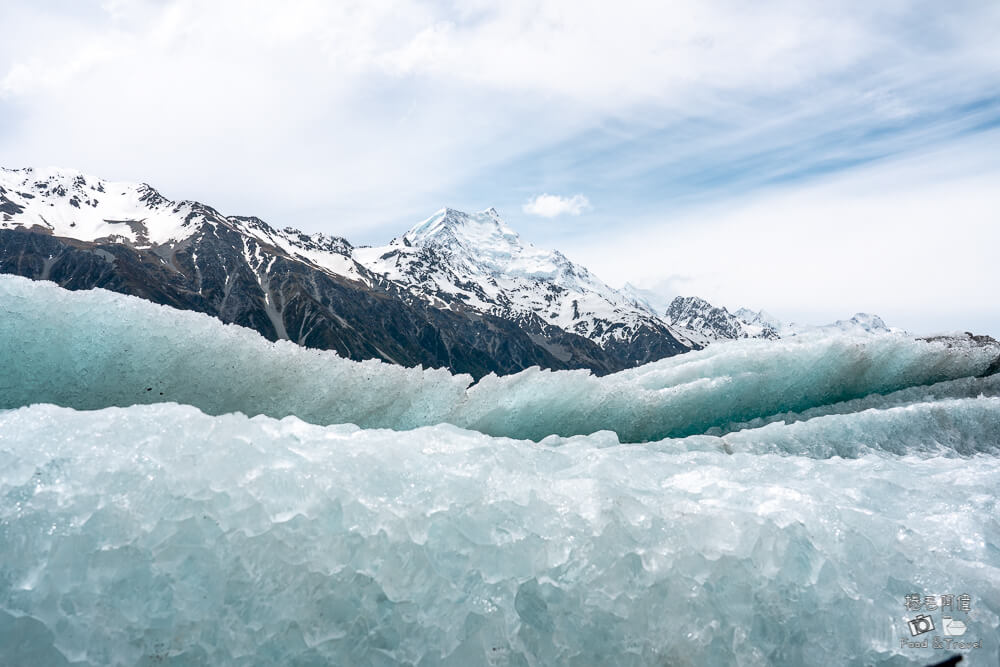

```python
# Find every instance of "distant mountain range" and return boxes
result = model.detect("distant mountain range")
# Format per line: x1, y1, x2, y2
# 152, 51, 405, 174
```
654, 295, 896, 345
0, 166, 896, 377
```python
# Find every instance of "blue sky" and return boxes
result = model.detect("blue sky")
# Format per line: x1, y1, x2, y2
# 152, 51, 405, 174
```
2, 0, 999, 334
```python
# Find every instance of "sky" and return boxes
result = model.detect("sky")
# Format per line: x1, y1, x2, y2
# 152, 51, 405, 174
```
1, 0, 999, 335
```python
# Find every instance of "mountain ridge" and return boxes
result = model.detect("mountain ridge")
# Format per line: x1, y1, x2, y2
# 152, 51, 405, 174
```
1, 166, 696, 377
2, 166, 913, 377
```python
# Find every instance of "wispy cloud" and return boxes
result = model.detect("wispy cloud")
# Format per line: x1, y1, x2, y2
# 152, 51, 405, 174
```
522, 193, 591, 218
3, 1, 996, 235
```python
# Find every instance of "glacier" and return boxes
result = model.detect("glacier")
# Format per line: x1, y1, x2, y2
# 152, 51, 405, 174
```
2, 274, 1000, 665
2, 275, 998, 443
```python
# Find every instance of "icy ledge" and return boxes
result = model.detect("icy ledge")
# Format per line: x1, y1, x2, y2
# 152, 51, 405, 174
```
1, 274, 998, 442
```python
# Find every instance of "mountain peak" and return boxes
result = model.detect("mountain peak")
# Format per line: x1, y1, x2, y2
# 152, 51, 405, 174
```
667, 295, 717, 314
734, 307, 783, 330
667, 295, 780, 342
347, 204, 697, 356
836, 313, 891, 333
402, 206, 521, 253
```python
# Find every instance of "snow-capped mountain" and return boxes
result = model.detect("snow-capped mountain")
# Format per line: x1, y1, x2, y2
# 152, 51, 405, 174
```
664, 294, 898, 342
1, 167, 697, 377
353, 207, 698, 356
732, 306, 898, 338
3, 166, 907, 377
732, 307, 784, 333
665, 296, 781, 343
779, 312, 898, 336
0, 166, 369, 281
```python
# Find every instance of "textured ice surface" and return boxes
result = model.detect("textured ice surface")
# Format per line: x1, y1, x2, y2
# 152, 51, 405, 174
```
1, 404, 999, 666
2, 275, 998, 442
2, 275, 1000, 665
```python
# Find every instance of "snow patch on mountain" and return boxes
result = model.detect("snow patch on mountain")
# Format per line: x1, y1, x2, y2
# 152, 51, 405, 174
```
0, 166, 203, 247
229, 215, 364, 282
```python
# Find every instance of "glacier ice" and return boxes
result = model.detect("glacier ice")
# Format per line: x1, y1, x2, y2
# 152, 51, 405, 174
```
2, 274, 1000, 665
703, 372, 1000, 436
2, 274, 998, 443
1, 403, 999, 665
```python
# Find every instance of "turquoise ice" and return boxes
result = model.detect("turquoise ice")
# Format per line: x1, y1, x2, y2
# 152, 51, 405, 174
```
1, 275, 997, 442
1, 275, 998, 665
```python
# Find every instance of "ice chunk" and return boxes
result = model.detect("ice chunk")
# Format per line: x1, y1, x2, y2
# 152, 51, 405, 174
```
705, 372, 1000, 435
2, 275, 998, 442
683, 396, 1000, 458
0, 274, 470, 430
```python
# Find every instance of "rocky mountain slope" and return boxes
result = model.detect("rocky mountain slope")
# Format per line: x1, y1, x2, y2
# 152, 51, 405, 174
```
355, 207, 698, 363
0, 167, 697, 378
662, 296, 897, 343
665, 296, 781, 343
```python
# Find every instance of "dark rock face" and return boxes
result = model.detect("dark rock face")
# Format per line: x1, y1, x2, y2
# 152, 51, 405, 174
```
0, 224, 678, 378
0, 186, 25, 216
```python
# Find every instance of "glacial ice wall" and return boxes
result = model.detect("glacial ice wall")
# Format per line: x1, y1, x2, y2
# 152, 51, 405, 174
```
0, 275, 470, 428
2, 275, 998, 442
2, 274, 1000, 665
2, 403, 999, 666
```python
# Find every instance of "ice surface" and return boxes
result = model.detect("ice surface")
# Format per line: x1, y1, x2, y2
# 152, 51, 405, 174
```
0, 275, 470, 431
2, 274, 999, 665
2, 274, 998, 443
683, 396, 1000, 458
1, 403, 998, 666
705, 372, 1000, 436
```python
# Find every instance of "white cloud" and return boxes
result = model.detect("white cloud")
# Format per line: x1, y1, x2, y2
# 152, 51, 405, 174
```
522, 193, 592, 218
6, 1, 991, 110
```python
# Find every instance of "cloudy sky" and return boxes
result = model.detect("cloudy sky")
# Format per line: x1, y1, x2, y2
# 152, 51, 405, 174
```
2, 0, 999, 334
